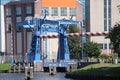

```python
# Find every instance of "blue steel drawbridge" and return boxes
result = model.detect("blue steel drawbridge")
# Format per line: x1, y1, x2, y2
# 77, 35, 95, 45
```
17, 12, 83, 63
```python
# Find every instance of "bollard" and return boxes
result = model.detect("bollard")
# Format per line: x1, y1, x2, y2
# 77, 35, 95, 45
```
30, 67, 33, 80
49, 64, 56, 75
53, 64, 56, 74
18, 63, 21, 73
49, 64, 53, 75
113, 59, 118, 64
25, 67, 28, 80
25, 66, 33, 80
9, 64, 12, 73
13, 64, 16, 73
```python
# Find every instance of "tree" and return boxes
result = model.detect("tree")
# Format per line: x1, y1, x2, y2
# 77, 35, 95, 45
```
67, 25, 81, 59
107, 23, 120, 57
84, 41, 101, 58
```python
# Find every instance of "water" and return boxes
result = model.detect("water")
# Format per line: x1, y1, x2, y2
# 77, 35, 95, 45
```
0, 72, 71, 80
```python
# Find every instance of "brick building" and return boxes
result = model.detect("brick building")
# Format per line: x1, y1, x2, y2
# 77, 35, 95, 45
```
4, 0, 82, 60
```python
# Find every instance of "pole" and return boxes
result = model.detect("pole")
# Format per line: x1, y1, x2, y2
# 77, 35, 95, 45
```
80, 22, 84, 61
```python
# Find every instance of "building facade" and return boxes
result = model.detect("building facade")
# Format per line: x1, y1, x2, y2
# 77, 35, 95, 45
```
85, 0, 120, 54
0, 0, 11, 52
117, 4, 120, 21
4, 0, 82, 60
79, 0, 85, 19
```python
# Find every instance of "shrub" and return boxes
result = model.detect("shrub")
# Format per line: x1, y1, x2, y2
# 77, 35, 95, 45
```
98, 54, 109, 60
112, 53, 118, 59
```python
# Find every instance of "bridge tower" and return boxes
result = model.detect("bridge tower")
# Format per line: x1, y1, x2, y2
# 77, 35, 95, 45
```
17, 15, 81, 63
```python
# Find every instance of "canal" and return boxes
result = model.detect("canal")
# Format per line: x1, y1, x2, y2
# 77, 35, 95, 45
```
0, 72, 71, 80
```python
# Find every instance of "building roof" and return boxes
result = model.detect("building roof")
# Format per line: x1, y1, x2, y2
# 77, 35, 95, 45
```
5, 0, 36, 5
42, 0, 76, 7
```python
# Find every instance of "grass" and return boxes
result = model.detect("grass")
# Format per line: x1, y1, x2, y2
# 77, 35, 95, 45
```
0, 62, 10, 70
67, 63, 120, 77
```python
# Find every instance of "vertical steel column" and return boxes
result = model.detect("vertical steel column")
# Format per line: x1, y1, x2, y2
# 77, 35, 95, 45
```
35, 36, 40, 61
57, 23, 60, 62
64, 27, 70, 60
34, 18, 40, 61
45, 26, 48, 60
27, 18, 41, 62
57, 25, 70, 61
80, 22, 84, 61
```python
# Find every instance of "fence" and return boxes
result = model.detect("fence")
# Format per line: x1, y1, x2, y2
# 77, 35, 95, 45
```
0, 54, 24, 63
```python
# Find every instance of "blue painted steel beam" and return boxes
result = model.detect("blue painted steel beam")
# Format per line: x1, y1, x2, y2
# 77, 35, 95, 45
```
16, 20, 34, 28
59, 20, 80, 25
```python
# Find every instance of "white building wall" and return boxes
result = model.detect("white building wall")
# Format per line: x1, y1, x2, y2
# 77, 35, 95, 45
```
90, 0, 107, 43
111, 0, 120, 27
0, 5, 5, 52
0, 0, 12, 52
88, 0, 120, 53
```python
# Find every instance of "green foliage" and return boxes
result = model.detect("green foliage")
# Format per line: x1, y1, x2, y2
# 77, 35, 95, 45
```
67, 63, 120, 77
67, 25, 81, 59
98, 53, 118, 62
112, 53, 118, 59
108, 23, 120, 57
84, 41, 101, 58
98, 54, 109, 59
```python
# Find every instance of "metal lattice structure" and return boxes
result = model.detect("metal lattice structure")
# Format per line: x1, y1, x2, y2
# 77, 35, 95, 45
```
17, 15, 82, 63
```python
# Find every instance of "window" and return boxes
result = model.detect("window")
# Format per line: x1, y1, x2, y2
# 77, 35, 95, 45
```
61, 7, 67, 16
16, 17, 22, 31
104, 0, 107, 5
98, 44, 103, 49
104, 0, 107, 31
104, 44, 107, 49
6, 17, 12, 31
108, 19, 111, 30
16, 17, 22, 22
104, 20, 107, 31
16, 7, 21, 15
26, 6, 32, 14
119, 8, 120, 13
42, 7, 49, 15
6, 8, 11, 16
109, 44, 113, 49
108, 0, 111, 30
108, 0, 111, 18
70, 8, 76, 16
104, 7, 107, 18
51, 7, 58, 15
108, 9, 111, 18
108, 0, 111, 5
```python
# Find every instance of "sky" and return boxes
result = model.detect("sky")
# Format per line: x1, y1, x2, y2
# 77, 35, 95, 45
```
1, 0, 11, 5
